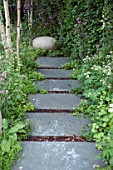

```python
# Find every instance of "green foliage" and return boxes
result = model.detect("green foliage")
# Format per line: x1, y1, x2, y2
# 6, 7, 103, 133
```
28, 71, 45, 81
61, 60, 76, 70
32, 0, 64, 37
39, 88, 48, 94
1, 0, 113, 169
71, 87, 83, 94
96, 166, 113, 170
0, 27, 45, 170
71, 51, 113, 168
0, 119, 23, 170
57, 0, 106, 59
54, 0, 113, 168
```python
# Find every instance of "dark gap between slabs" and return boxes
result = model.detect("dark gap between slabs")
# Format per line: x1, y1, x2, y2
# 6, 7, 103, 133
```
46, 78, 71, 80
39, 91, 71, 94
38, 67, 61, 69
28, 109, 73, 113
23, 135, 88, 142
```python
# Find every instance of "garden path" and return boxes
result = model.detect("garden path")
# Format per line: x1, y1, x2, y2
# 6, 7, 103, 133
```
13, 56, 104, 170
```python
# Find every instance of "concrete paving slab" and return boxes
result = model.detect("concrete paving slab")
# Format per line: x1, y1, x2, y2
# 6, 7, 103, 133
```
38, 69, 73, 78
28, 94, 81, 110
37, 57, 70, 68
35, 79, 81, 92
26, 113, 90, 136
13, 142, 104, 170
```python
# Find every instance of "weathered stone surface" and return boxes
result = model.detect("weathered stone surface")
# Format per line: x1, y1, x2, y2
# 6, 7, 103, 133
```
38, 69, 73, 78
37, 57, 70, 68
32, 36, 56, 50
13, 142, 105, 170
28, 94, 81, 110
26, 113, 90, 136
35, 79, 81, 92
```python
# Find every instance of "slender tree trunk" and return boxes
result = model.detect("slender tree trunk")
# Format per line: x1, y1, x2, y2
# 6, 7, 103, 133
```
10, 0, 13, 23
3, 0, 13, 53
0, 110, 2, 133
29, 0, 33, 28
0, 9, 9, 58
17, 0, 21, 69
28, 8, 30, 27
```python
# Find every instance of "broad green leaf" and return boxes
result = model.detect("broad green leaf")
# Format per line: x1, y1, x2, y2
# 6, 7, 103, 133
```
1, 139, 11, 152
103, 116, 109, 122
15, 123, 25, 130
9, 133, 17, 142
2, 119, 8, 130
15, 142, 22, 151
8, 124, 25, 134
8, 127, 18, 134
18, 129, 26, 133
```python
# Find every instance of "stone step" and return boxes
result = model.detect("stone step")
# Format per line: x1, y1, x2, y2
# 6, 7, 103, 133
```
26, 113, 90, 136
28, 94, 81, 110
13, 142, 104, 170
37, 57, 70, 68
38, 69, 73, 78
35, 79, 81, 92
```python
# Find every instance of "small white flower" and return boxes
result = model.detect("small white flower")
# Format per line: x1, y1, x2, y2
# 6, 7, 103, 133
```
93, 164, 99, 168
110, 51, 113, 54
109, 104, 113, 107
86, 75, 89, 78
108, 108, 113, 113
108, 85, 111, 88
107, 71, 112, 75
106, 55, 111, 58
101, 22, 105, 29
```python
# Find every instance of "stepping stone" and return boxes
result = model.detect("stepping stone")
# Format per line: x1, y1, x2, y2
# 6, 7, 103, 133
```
38, 69, 73, 78
35, 79, 81, 92
28, 94, 81, 110
13, 142, 104, 170
37, 57, 70, 68
26, 113, 90, 136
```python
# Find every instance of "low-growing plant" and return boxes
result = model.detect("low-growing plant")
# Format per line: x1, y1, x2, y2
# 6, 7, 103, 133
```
0, 119, 23, 170
39, 88, 48, 94
61, 60, 76, 70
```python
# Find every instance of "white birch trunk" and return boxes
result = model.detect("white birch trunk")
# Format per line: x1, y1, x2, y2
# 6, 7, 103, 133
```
3, 0, 13, 53
17, 0, 21, 69
29, 0, 33, 28
0, 10, 9, 58
28, 8, 30, 27
0, 110, 2, 133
